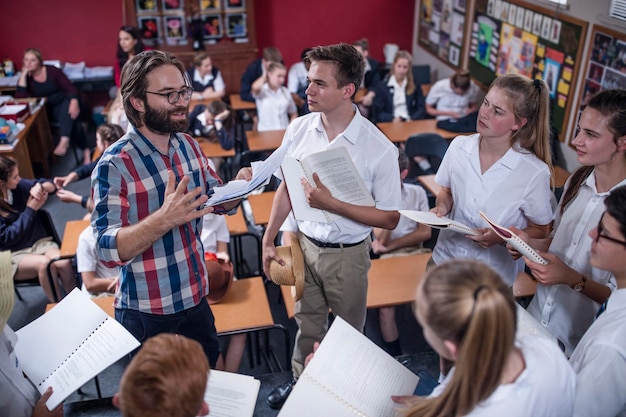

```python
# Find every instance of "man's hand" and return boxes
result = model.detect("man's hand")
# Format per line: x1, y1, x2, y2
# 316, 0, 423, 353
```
158, 171, 213, 229
301, 173, 334, 211
304, 341, 320, 367
262, 239, 283, 280
32, 387, 63, 417
235, 167, 253, 181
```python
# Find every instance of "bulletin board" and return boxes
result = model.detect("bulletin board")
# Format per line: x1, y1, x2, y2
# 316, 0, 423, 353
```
417, 0, 470, 68
468, 0, 587, 141
572, 24, 626, 146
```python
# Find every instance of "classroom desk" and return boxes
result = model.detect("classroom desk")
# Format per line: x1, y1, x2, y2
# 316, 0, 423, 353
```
229, 94, 257, 111
198, 139, 236, 159
377, 119, 472, 143
246, 191, 275, 226
60, 220, 90, 256
245, 129, 285, 153
225, 209, 262, 278
280, 252, 431, 318
553, 165, 570, 188
46, 296, 115, 317
0, 103, 53, 178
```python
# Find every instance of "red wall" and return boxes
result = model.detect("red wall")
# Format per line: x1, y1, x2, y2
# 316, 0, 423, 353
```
1, 0, 414, 74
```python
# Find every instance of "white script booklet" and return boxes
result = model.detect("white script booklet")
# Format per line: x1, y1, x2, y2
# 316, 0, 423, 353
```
278, 317, 419, 417
399, 210, 481, 236
203, 370, 260, 417
281, 146, 375, 223
15, 288, 140, 410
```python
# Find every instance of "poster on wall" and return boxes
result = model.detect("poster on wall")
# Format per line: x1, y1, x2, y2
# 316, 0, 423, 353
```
164, 15, 187, 45
138, 16, 161, 46
418, 0, 467, 69
226, 13, 247, 39
468, 0, 587, 141
202, 14, 222, 40
574, 25, 626, 148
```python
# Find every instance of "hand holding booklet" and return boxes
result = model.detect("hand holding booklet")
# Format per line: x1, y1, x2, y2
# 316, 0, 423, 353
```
479, 211, 548, 265
15, 289, 140, 410
399, 210, 481, 236
278, 317, 419, 417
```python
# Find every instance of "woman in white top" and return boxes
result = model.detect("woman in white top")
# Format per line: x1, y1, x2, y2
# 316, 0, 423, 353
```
252, 62, 297, 132
397, 260, 574, 417
431, 74, 554, 285
522, 89, 626, 355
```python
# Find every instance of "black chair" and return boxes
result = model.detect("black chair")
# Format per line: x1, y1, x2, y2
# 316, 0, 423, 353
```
412, 65, 432, 85
14, 209, 62, 302
404, 133, 449, 180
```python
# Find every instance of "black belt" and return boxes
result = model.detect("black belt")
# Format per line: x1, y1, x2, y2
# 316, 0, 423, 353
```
304, 234, 365, 249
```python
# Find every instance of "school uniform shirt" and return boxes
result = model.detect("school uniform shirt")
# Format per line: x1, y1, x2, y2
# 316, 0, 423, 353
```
570, 288, 626, 417
0, 327, 39, 417
200, 214, 229, 254
287, 61, 308, 95
425, 77, 480, 121
188, 67, 225, 94
432, 134, 554, 285
388, 76, 410, 120
431, 335, 575, 417
274, 106, 402, 244
76, 226, 120, 295
389, 183, 429, 241
527, 173, 625, 356
254, 83, 297, 132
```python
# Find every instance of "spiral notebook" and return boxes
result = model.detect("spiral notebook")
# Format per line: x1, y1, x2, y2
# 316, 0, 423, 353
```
281, 146, 375, 223
15, 289, 140, 410
399, 210, 481, 236
278, 317, 419, 417
479, 211, 549, 265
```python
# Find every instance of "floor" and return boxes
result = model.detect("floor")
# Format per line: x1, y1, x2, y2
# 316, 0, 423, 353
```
8, 140, 435, 417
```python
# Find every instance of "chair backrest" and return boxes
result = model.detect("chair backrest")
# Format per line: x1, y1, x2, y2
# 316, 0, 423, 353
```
404, 133, 449, 178
412, 65, 431, 85
38, 209, 61, 245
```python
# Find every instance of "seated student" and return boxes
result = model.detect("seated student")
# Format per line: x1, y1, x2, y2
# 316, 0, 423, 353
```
188, 100, 235, 173
0, 157, 74, 302
76, 225, 119, 298
54, 123, 124, 216
395, 260, 574, 417
0, 251, 64, 417
251, 62, 297, 132
240, 46, 282, 103
352, 38, 381, 118
186, 52, 226, 101
425, 69, 480, 132
113, 333, 210, 417
288, 47, 313, 115
569, 186, 626, 417
371, 150, 431, 357
16, 48, 90, 164
372, 50, 427, 123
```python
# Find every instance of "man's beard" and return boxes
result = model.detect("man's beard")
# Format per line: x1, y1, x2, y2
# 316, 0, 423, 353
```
143, 101, 189, 134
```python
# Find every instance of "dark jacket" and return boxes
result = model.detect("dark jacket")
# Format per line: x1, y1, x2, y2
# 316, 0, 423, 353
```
239, 59, 263, 102
188, 105, 235, 150
372, 76, 427, 123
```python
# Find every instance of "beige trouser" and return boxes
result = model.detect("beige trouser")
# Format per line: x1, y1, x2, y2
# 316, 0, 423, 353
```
291, 233, 371, 378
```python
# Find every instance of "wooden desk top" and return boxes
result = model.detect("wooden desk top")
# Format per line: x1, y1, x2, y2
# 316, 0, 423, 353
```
211, 277, 275, 333
46, 278, 275, 335
418, 175, 441, 197
245, 129, 285, 153
229, 94, 257, 111
189, 98, 219, 110
377, 119, 472, 143
198, 139, 236, 158
225, 209, 249, 235
60, 219, 90, 256
246, 191, 275, 226
280, 253, 432, 318
513, 272, 537, 298
553, 165, 570, 188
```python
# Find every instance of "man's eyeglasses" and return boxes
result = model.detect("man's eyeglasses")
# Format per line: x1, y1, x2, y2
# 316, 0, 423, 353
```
595, 214, 626, 248
146, 86, 193, 104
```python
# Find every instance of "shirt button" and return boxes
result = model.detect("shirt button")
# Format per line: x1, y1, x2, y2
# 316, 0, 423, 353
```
541, 320, 548, 326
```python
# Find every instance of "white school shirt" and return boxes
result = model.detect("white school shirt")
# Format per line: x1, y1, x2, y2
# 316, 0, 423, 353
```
192, 68, 225, 93
274, 107, 402, 244
387, 76, 409, 120
254, 83, 297, 132
76, 226, 120, 294
570, 288, 626, 417
431, 335, 575, 417
432, 134, 554, 285
0, 327, 39, 417
389, 183, 429, 241
287, 62, 308, 94
201, 213, 229, 254
425, 78, 479, 120
527, 173, 625, 356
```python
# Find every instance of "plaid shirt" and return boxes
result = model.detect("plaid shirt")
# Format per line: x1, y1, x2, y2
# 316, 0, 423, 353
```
92, 129, 222, 314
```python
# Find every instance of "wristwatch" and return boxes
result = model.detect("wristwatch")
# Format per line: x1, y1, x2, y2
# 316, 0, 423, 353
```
571, 274, 587, 292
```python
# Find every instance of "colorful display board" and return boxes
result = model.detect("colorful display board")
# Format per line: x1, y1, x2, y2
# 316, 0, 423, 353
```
418, 0, 469, 68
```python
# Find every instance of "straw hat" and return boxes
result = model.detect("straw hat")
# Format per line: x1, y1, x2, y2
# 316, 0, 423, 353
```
205, 257, 234, 305
269, 239, 305, 301
0, 251, 14, 330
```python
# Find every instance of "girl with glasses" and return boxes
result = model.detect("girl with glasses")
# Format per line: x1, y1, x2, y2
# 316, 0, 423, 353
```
518, 89, 626, 356
569, 186, 626, 417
